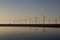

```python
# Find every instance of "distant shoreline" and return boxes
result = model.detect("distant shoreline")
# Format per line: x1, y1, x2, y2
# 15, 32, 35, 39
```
0, 24, 60, 28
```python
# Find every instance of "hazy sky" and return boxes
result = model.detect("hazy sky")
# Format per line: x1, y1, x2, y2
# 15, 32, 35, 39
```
0, 0, 60, 23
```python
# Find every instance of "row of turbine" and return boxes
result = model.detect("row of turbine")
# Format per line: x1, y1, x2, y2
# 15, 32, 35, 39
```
9, 16, 59, 24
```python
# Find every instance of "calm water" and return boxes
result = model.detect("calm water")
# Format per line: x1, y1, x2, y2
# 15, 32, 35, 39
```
0, 26, 60, 40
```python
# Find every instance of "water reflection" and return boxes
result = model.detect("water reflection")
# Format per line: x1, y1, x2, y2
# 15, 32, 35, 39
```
0, 27, 60, 40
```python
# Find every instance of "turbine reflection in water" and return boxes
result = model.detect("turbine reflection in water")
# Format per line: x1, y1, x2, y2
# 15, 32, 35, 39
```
0, 26, 60, 40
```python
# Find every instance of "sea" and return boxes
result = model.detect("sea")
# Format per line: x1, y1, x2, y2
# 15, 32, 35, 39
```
0, 26, 60, 40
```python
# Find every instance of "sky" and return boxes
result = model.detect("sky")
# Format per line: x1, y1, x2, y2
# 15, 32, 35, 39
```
0, 0, 60, 23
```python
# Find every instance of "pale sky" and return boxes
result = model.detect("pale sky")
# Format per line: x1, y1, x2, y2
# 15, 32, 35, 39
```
0, 0, 60, 23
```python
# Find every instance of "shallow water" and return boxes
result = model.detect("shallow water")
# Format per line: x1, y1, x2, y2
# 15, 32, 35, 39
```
0, 26, 60, 40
